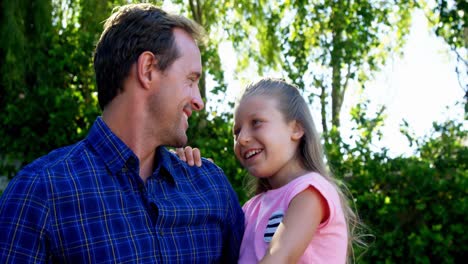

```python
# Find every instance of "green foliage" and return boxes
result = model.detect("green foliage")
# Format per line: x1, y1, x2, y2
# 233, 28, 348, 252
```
0, 0, 128, 177
423, 0, 467, 49
0, 1, 466, 261
420, 0, 467, 114
325, 102, 467, 263
225, 0, 416, 132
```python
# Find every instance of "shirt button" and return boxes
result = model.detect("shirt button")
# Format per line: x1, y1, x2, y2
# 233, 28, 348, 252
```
128, 157, 136, 165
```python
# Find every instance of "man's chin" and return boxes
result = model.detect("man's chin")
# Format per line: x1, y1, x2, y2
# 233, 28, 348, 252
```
171, 135, 188, 148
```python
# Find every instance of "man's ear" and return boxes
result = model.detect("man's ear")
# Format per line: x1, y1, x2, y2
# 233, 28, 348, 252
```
290, 120, 305, 141
136, 51, 157, 90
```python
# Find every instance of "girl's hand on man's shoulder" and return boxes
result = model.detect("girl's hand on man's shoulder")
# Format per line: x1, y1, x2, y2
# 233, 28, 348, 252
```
175, 146, 202, 167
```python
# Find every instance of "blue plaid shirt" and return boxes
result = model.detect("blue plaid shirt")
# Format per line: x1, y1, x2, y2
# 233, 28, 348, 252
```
0, 117, 244, 263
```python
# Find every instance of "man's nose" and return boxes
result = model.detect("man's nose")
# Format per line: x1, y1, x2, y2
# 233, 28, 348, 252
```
191, 87, 204, 111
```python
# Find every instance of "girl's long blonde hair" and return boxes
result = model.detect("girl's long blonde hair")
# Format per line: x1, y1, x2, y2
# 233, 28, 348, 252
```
237, 77, 366, 263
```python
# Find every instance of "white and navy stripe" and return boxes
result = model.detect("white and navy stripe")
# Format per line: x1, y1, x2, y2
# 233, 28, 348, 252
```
264, 210, 284, 242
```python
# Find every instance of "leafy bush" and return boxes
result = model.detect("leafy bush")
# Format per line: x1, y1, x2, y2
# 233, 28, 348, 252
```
0, 2, 465, 261
325, 102, 467, 263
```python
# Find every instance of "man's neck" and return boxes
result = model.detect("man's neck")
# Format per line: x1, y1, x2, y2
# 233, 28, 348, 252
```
102, 101, 158, 183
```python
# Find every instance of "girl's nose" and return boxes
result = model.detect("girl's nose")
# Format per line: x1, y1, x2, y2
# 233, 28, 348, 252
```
237, 130, 250, 145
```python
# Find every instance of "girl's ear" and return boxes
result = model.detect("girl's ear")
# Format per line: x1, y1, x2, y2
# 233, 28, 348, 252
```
290, 120, 304, 141
136, 51, 158, 90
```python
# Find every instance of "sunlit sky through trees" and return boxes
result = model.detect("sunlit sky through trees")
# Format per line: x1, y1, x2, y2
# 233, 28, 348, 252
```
341, 9, 466, 157
162, 2, 466, 158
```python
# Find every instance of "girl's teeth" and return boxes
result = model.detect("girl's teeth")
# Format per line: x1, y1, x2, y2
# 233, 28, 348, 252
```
245, 149, 261, 159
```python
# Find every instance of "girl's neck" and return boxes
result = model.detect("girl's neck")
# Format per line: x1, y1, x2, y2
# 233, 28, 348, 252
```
267, 161, 309, 189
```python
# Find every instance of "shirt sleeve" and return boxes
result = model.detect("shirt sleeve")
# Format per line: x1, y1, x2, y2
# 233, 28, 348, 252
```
0, 172, 50, 263
213, 163, 245, 263
285, 173, 337, 227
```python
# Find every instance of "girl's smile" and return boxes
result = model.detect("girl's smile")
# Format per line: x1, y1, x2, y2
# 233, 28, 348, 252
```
233, 95, 306, 188
243, 148, 264, 160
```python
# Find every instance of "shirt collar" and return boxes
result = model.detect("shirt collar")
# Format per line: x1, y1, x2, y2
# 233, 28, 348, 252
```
86, 117, 137, 176
86, 117, 180, 183
153, 146, 180, 184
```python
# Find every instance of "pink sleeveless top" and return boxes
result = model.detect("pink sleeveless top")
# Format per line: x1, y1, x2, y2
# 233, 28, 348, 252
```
239, 172, 347, 263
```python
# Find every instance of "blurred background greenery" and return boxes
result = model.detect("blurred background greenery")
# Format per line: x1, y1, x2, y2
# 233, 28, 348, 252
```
0, 0, 466, 263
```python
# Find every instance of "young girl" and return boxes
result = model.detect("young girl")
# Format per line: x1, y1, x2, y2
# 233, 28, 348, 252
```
178, 78, 362, 263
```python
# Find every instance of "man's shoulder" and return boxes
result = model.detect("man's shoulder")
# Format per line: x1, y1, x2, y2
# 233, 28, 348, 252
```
18, 139, 92, 179
176, 155, 225, 178
1, 141, 89, 203
163, 149, 230, 185
163, 147, 223, 172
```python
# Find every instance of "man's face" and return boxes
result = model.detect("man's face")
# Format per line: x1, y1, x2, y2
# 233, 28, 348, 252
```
148, 28, 204, 147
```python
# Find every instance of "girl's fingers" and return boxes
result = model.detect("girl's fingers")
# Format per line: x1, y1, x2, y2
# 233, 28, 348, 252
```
192, 148, 202, 167
184, 147, 194, 166
176, 146, 203, 167
176, 148, 186, 161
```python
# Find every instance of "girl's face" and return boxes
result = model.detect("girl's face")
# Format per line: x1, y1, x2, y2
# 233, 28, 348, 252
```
233, 95, 306, 188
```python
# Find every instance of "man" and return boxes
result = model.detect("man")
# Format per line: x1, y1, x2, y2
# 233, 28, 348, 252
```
0, 3, 244, 263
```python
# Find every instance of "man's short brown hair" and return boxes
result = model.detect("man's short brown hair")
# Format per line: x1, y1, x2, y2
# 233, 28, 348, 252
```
94, 3, 205, 109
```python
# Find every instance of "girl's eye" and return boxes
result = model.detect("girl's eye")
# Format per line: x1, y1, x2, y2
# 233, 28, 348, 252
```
252, 119, 261, 126
233, 128, 240, 137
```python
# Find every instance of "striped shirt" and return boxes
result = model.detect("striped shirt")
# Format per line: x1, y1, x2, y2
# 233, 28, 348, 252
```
0, 117, 244, 263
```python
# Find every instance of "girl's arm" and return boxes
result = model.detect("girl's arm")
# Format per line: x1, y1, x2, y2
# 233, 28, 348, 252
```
260, 186, 329, 264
